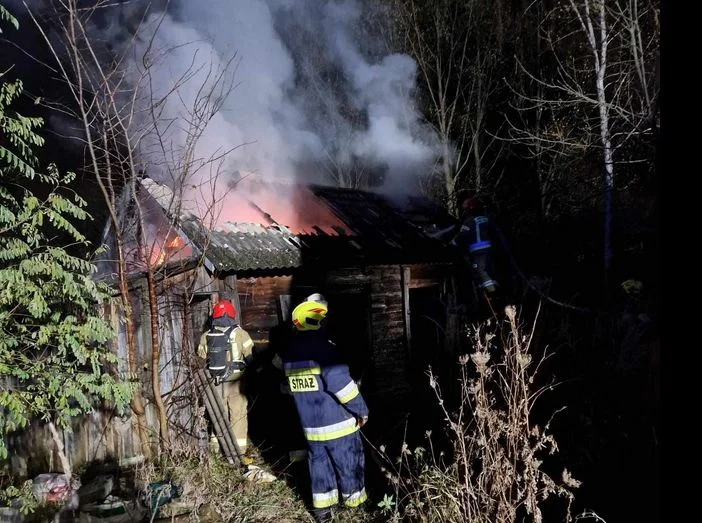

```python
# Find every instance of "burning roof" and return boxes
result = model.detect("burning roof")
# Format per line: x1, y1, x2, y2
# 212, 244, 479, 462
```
217, 178, 352, 236
140, 177, 456, 273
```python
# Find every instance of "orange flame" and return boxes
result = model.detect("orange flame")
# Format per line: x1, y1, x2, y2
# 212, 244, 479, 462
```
167, 235, 185, 249
150, 230, 192, 267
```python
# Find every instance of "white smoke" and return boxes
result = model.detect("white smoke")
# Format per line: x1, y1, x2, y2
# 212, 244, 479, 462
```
312, 1, 438, 183
7, 0, 440, 196
135, 1, 318, 183
128, 0, 439, 193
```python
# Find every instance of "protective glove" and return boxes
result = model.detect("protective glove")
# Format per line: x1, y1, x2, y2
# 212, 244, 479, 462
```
229, 360, 247, 371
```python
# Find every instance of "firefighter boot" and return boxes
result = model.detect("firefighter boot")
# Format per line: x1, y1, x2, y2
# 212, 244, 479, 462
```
312, 508, 333, 523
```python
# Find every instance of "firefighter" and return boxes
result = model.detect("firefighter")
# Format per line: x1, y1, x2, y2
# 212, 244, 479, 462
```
197, 298, 255, 454
282, 293, 369, 523
454, 191, 499, 295
429, 191, 502, 315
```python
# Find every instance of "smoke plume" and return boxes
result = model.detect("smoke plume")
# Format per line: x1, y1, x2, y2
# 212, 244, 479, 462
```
124, 0, 438, 193
5, 0, 440, 206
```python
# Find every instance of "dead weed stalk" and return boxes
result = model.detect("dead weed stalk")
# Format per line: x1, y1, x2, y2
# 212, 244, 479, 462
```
375, 305, 582, 523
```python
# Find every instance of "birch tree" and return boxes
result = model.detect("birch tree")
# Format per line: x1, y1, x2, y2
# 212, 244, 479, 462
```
506, 0, 659, 285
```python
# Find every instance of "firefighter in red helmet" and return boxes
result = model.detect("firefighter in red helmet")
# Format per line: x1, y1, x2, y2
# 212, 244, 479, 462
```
429, 190, 506, 316
454, 191, 498, 295
198, 298, 255, 454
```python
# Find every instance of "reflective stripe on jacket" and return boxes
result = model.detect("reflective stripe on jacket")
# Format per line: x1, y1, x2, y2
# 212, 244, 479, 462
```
282, 330, 368, 442
454, 214, 493, 253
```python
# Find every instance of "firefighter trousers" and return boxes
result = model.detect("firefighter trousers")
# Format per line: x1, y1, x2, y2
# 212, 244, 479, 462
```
468, 250, 498, 293
307, 431, 367, 510
220, 380, 249, 453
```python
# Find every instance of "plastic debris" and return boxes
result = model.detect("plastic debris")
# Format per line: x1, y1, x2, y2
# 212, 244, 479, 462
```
242, 465, 277, 483
31, 473, 79, 505
147, 480, 181, 512
80, 495, 147, 522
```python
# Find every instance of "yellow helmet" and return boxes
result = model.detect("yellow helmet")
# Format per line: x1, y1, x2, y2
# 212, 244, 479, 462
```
292, 299, 328, 331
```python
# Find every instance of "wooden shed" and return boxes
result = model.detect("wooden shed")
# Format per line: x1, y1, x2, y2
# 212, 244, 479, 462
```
10, 178, 463, 473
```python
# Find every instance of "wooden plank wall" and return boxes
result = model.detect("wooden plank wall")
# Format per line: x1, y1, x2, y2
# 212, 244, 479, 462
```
8, 263, 456, 477
231, 275, 293, 352
39, 267, 218, 474
6, 411, 137, 480
367, 266, 409, 403
409, 264, 457, 289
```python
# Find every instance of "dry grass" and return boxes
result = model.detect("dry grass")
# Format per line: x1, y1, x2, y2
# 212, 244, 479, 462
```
134, 442, 312, 522
371, 305, 584, 523
133, 442, 386, 523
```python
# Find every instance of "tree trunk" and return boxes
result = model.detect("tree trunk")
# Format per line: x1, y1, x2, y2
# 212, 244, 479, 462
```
118, 273, 152, 459
443, 139, 457, 215
600, 111, 614, 289
147, 269, 171, 449
47, 422, 72, 482
594, 0, 614, 290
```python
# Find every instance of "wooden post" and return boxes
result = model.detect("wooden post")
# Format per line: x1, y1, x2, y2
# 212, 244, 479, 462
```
232, 276, 243, 324
221, 274, 243, 323
194, 369, 243, 466
401, 266, 412, 361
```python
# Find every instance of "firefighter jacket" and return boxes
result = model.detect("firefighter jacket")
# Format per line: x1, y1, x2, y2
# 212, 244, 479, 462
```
452, 212, 494, 255
197, 321, 254, 382
282, 330, 368, 442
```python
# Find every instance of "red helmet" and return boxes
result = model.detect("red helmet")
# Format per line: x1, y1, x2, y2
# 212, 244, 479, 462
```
457, 190, 484, 214
212, 299, 236, 319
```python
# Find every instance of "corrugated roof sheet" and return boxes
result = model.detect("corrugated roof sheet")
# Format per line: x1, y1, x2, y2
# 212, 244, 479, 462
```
144, 179, 457, 272
311, 186, 455, 258
179, 217, 304, 271
208, 177, 352, 236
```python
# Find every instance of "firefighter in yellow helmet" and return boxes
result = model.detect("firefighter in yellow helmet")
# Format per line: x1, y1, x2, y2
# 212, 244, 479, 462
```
291, 293, 329, 332
282, 293, 369, 523
197, 298, 255, 454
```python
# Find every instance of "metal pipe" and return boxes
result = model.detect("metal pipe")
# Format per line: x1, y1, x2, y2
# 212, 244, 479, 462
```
195, 370, 235, 463
197, 369, 244, 464
195, 370, 232, 463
